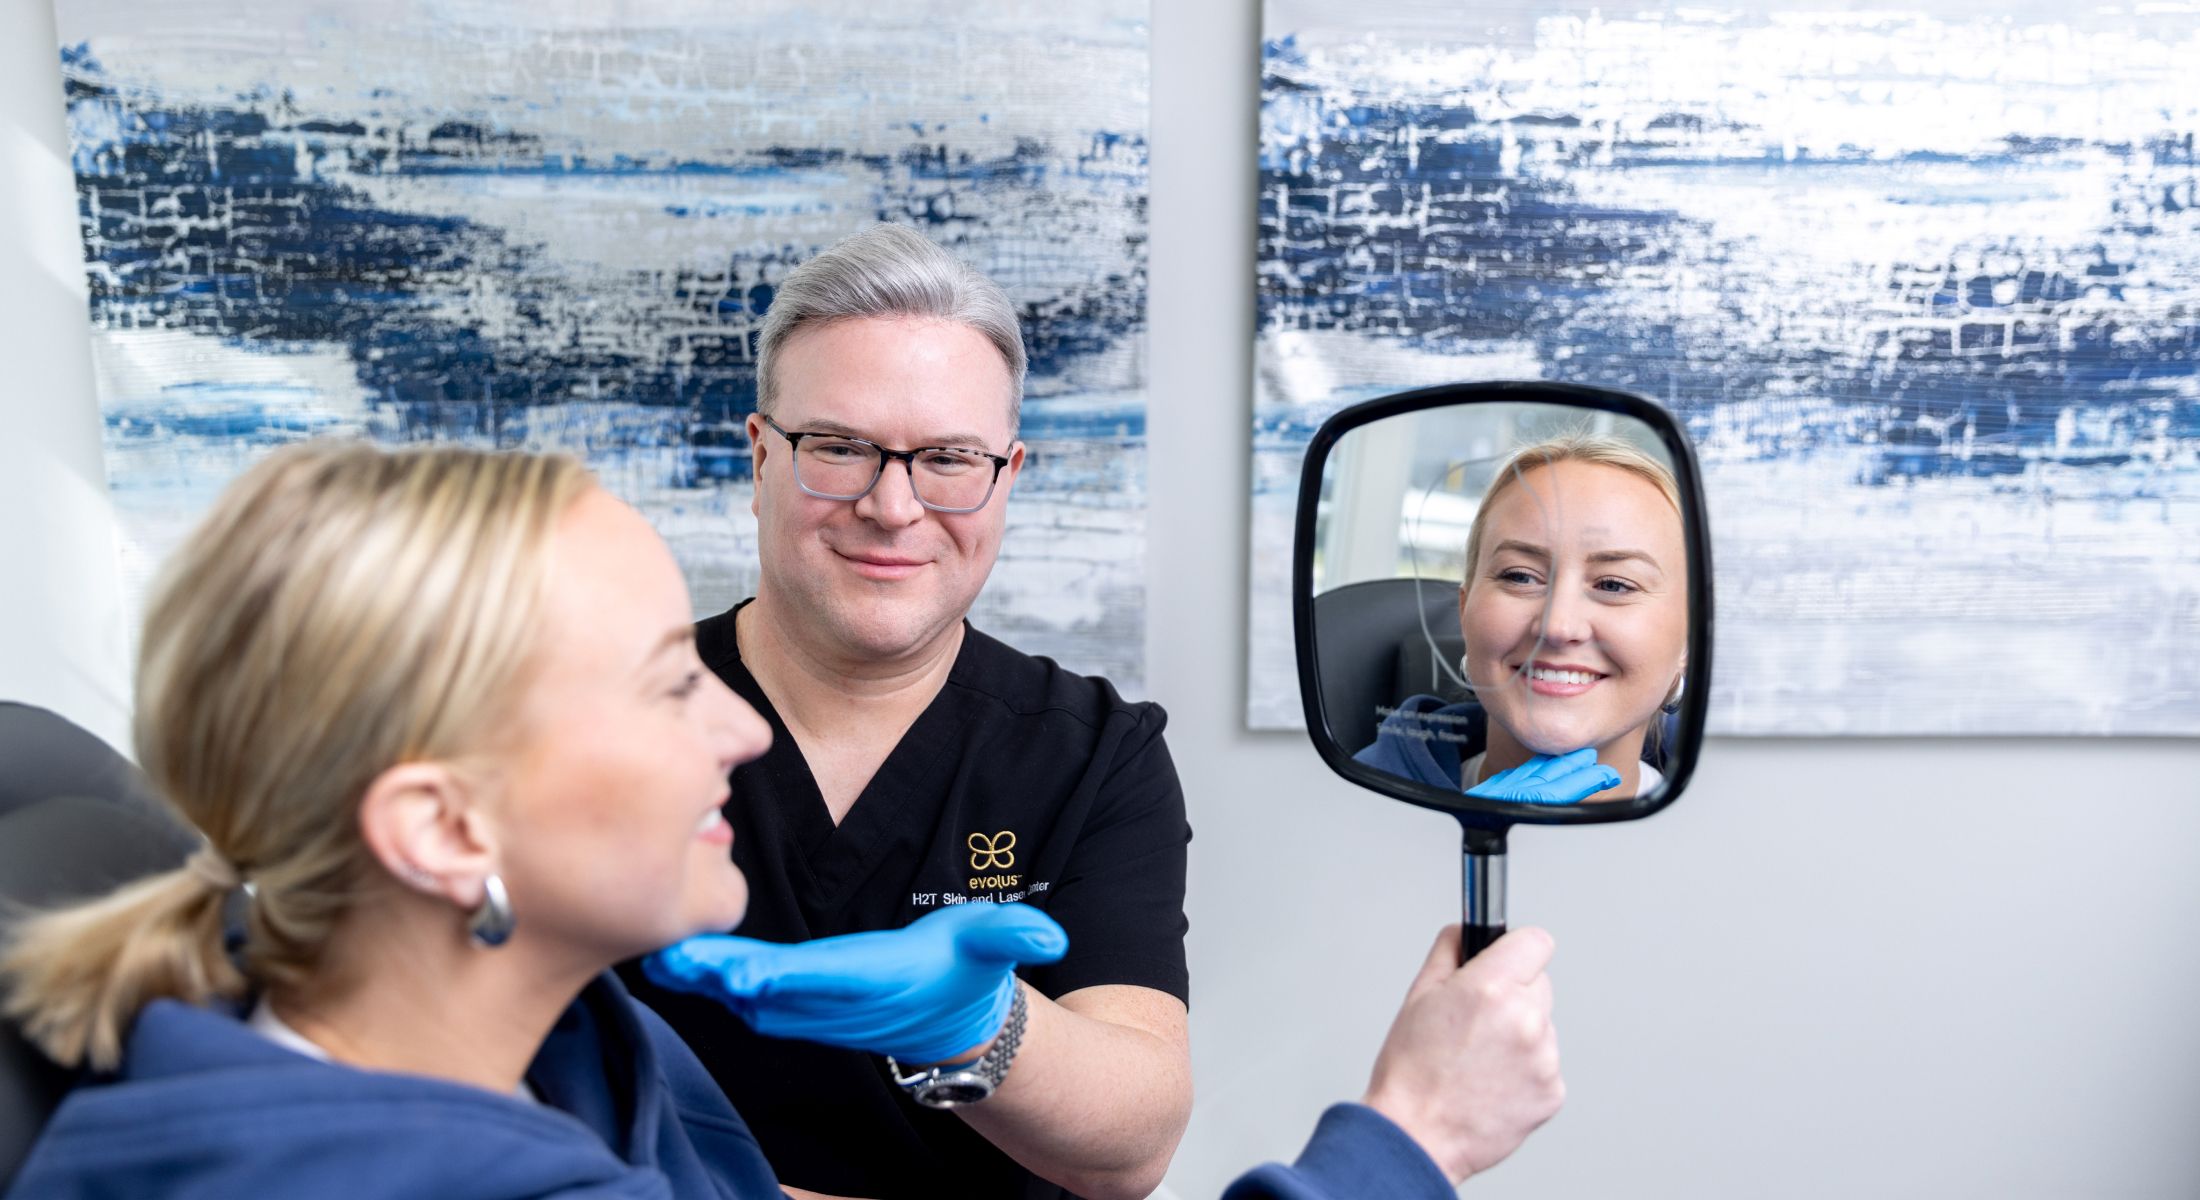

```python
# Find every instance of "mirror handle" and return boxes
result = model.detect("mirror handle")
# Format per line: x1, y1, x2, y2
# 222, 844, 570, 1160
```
1463, 921, 1506, 963
1461, 825, 1508, 965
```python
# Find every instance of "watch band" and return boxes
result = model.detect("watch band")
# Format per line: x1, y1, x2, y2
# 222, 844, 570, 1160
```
886, 984, 1028, 1109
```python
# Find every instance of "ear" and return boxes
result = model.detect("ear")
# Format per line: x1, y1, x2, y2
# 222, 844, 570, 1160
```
357, 761, 498, 911
745, 411, 770, 520
998, 439, 1027, 497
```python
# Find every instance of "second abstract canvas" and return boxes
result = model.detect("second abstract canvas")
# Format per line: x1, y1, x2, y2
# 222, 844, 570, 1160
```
1252, 0, 2200, 734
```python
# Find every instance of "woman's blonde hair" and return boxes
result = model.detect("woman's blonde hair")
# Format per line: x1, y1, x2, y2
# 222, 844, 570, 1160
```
1, 441, 593, 1069
1462, 429, 1683, 582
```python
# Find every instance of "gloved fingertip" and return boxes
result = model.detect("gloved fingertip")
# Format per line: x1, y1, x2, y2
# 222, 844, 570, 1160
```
956, 903, 1069, 962
1022, 927, 1069, 962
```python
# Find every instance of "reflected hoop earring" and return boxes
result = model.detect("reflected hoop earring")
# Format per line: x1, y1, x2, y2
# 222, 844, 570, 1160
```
1662, 676, 1687, 715
469, 874, 516, 948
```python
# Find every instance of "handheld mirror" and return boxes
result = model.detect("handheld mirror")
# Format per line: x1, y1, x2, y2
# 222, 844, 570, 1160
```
1293, 381, 1714, 961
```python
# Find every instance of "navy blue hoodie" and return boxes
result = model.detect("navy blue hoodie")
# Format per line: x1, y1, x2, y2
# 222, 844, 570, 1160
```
1355, 694, 1487, 789
3, 973, 783, 1199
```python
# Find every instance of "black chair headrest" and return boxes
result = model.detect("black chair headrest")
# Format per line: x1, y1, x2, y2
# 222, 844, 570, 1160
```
0, 704, 194, 1186
0, 702, 163, 822
1311, 577, 1465, 753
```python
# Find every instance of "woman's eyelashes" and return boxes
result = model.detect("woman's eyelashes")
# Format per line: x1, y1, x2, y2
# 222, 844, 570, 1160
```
668, 670, 705, 701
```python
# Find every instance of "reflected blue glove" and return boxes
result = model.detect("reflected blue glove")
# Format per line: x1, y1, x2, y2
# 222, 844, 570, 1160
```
1466, 748, 1620, 804
643, 902, 1067, 1064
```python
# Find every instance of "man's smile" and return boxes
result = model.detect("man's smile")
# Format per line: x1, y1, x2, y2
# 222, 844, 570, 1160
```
833, 547, 932, 581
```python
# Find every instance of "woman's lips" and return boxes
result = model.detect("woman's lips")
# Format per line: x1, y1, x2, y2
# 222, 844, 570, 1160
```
695, 806, 733, 846
1518, 661, 1607, 698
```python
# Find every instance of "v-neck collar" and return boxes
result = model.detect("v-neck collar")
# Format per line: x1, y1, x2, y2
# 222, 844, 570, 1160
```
716, 601, 975, 927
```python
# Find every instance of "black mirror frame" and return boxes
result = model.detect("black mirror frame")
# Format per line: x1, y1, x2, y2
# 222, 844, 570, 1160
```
1291, 380, 1716, 832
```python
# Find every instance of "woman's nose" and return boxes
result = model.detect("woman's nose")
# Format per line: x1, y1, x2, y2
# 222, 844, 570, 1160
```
711, 682, 773, 771
1533, 587, 1593, 646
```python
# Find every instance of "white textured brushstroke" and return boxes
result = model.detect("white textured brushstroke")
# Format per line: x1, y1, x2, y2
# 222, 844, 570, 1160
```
91, 328, 371, 417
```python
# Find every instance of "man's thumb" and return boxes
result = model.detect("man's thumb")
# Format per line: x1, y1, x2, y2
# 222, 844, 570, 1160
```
951, 903, 1070, 965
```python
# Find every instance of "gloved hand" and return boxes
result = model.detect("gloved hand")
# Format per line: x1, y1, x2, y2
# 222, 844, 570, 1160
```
1466, 748, 1620, 804
642, 902, 1067, 1064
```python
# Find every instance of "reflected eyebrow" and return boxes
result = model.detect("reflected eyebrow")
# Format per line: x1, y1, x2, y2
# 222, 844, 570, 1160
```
1490, 539, 1551, 560
1588, 549, 1664, 573
791, 418, 995, 450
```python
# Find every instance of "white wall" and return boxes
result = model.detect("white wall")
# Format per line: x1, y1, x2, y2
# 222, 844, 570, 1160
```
0, 0, 132, 752
4, 0, 2198, 1194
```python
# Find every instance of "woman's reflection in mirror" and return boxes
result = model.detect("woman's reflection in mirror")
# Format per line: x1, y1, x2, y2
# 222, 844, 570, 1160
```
1356, 432, 1687, 803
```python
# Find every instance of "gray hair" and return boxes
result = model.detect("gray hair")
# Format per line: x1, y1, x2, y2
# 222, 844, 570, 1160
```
755, 224, 1028, 432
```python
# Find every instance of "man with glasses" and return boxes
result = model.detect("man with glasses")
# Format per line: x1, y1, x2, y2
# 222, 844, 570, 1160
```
624, 224, 1192, 1200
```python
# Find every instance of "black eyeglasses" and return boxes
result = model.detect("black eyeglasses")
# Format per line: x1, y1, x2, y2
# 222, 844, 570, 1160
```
762, 416, 1012, 514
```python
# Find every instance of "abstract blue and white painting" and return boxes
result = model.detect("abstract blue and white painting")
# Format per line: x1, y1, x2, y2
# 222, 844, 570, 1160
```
1251, 0, 2200, 734
56, 0, 1150, 689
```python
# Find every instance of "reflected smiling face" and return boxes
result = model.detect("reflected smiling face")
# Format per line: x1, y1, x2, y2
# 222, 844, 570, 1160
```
746, 315, 1025, 664
1459, 460, 1688, 766
494, 489, 773, 962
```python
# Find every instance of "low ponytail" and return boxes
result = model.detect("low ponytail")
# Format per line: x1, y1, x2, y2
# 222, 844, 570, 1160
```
1, 442, 589, 1072
2, 850, 244, 1069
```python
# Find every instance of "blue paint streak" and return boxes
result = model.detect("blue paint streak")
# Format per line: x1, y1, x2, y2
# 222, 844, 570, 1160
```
1257, 38, 2200, 482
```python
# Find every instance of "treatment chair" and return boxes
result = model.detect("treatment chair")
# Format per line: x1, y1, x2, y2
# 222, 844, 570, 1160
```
1311, 577, 1473, 753
0, 702, 194, 1185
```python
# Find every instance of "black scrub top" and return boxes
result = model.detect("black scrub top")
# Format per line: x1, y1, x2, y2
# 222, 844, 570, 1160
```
620, 602, 1192, 1200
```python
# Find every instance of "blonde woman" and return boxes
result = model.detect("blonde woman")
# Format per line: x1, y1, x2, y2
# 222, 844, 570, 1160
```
0, 443, 809, 1197
1357, 432, 1690, 804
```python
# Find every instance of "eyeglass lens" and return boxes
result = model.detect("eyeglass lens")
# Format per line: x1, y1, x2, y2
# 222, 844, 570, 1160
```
794, 437, 997, 511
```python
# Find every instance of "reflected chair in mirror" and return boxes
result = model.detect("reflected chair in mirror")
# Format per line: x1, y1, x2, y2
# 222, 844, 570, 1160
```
0, 702, 195, 1187
1311, 577, 1465, 754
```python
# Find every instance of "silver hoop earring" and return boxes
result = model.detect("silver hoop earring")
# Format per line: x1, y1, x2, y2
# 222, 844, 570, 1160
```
469, 874, 515, 948
1662, 676, 1687, 715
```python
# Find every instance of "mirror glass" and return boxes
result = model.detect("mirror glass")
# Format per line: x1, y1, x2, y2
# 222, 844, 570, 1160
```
1302, 394, 1703, 815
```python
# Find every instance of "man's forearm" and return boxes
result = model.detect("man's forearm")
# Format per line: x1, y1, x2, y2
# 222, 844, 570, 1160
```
952, 982, 1192, 1200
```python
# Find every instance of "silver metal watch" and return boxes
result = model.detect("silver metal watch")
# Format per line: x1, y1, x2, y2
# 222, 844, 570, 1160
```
885, 985, 1028, 1109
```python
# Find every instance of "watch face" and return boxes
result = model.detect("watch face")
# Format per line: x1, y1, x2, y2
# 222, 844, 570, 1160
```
915, 1073, 994, 1109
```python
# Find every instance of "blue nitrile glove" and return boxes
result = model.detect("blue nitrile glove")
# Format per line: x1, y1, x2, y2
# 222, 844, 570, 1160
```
643, 902, 1067, 1064
1466, 747, 1621, 804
